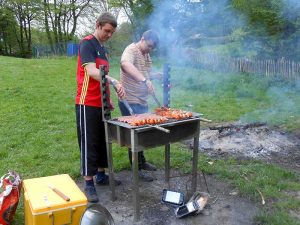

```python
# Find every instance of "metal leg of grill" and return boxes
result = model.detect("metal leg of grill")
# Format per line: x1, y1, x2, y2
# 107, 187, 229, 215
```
165, 144, 170, 189
105, 122, 115, 201
131, 130, 140, 222
107, 142, 115, 201
191, 123, 200, 192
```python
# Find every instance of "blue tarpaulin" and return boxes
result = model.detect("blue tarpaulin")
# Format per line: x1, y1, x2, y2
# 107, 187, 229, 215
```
67, 43, 79, 57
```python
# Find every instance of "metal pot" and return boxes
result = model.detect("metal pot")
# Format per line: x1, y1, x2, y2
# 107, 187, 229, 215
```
80, 204, 115, 225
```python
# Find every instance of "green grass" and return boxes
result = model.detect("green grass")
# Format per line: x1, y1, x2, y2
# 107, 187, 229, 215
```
0, 55, 299, 224
0, 56, 79, 178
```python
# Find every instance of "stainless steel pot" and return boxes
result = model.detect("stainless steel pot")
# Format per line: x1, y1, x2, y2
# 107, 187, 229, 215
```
80, 204, 115, 225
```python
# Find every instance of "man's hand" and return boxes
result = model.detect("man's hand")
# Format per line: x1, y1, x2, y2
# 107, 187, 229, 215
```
114, 82, 125, 99
108, 99, 115, 110
108, 76, 125, 99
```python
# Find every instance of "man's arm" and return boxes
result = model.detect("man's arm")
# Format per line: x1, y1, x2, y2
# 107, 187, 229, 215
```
85, 63, 101, 81
121, 61, 154, 94
120, 61, 146, 82
85, 63, 125, 98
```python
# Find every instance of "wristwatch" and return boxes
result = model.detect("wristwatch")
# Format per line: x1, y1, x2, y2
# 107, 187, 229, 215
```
142, 78, 147, 83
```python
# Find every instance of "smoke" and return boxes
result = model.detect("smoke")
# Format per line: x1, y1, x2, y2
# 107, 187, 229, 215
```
147, 0, 240, 63
147, 0, 300, 61
240, 83, 300, 125
284, 0, 300, 14
146, 0, 299, 127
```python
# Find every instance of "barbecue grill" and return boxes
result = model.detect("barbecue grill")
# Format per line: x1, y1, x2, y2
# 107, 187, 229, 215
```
100, 65, 200, 222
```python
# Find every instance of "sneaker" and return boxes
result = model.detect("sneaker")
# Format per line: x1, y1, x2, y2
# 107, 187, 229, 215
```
138, 170, 154, 182
96, 173, 121, 186
140, 162, 157, 171
84, 186, 99, 203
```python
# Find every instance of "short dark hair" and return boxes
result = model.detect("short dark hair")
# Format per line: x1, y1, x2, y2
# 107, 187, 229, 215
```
96, 12, 117, 28
142, 30, 159, 48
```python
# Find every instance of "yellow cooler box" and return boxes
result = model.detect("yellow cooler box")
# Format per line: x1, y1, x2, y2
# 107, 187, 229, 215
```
23, 174, 87, 225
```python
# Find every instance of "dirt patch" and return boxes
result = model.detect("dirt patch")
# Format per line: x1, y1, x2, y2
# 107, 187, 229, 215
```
199, 122, 299, 159
78, 170, 258, 225
196, 122, 300, 172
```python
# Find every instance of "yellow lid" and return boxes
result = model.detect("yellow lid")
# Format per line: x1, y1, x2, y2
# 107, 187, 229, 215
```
23, 174, 87, 214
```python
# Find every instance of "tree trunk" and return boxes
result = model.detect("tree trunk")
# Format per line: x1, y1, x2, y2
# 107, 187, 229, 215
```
26, 14, 32, 57
44, 0, 55, 53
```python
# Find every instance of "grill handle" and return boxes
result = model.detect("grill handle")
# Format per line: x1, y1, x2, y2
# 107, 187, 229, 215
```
111, 81, 134, 115
147, 124, 170, 133
151, 93, 161, 107
120, 99, 134, 115
200, 117, 212, 122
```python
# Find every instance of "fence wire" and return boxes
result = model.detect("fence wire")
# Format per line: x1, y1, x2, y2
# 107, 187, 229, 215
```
186, 50, 300, 81
32, 42, 78, 58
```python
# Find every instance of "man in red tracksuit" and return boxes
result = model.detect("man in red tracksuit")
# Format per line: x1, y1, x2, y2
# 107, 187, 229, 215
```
75, 12, 124, 203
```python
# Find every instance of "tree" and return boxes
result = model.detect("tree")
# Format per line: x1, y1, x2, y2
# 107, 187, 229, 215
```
42, 0, 91, 54
2, 0, 41, 57
231, 0, 300, 59
0, 7, 19, 55
106, 22, 133, 56
77, 0, 121, 37
109, 0, 154, 39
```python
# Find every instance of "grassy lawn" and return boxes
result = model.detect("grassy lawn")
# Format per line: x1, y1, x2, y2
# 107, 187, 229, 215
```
0, 55, 299, 224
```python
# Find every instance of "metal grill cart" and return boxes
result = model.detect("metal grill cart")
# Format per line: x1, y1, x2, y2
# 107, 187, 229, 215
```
100, 65, 201, 222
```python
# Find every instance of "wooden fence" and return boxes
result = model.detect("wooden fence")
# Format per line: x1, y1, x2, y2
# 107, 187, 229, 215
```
186, 50, 300, 80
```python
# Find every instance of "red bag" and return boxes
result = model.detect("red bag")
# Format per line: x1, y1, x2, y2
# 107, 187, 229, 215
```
0, 172, 22, 225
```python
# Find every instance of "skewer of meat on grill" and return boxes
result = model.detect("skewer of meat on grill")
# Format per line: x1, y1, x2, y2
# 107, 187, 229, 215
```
155, 107, 193, 119
117, 113, 168, 126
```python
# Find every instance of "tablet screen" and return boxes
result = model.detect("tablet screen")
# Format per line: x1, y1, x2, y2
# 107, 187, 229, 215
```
165, 191, 181, 204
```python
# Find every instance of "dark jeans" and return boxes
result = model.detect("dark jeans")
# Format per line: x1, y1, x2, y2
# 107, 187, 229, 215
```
118, 101, 148, 169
